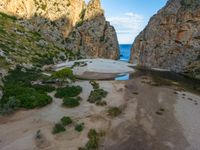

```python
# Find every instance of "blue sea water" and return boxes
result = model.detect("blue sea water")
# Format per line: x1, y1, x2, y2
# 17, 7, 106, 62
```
115, 44, 132, 81
119, 44, 132, 62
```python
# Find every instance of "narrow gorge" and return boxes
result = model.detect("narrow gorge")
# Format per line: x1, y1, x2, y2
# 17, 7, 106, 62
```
0, 0, 200, 150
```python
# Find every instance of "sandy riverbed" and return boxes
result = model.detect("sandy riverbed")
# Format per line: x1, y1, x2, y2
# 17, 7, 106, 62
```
0, 75, 200, 150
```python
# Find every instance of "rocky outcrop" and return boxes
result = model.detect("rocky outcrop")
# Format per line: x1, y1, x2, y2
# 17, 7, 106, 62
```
0, 0, 85, 47
65, 0, 119, 59
0, 0, 119, 59
131, 0, 200, 79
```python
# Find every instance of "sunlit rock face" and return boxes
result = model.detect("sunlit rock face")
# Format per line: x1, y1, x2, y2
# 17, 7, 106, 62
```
131, 0, 200, 79
0, 0, 119, 59
65, 0, 119, 59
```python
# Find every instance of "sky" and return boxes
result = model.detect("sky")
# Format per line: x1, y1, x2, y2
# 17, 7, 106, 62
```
86, 0, 167, 44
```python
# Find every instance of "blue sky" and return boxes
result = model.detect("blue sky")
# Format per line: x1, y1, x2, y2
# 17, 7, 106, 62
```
86, 0, 167, 44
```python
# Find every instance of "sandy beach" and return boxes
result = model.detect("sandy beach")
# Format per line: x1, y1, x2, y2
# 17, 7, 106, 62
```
55, 59, 135, 80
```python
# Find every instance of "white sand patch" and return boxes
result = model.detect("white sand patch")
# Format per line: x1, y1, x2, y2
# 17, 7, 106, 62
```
55, 59, 135, 75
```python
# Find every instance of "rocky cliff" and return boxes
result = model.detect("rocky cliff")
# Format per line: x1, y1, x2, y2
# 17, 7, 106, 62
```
131, 0, 200, 79
65, 0, 119, 59
0, 0, 119, 59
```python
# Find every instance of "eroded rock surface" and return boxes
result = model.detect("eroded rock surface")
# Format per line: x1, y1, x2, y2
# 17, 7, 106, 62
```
0, 0, 119, 59
131, 0, 200, 79
65, 0, 119, 59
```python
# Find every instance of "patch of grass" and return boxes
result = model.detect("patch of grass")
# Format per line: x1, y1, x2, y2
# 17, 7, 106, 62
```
107, 107, 122, 117
63, 97, 80, 108
61, 116, 72, 126
75, 123, 84, 132
88, 89, 108, 103
52, 123, 66, 134
55, 85, 82, 98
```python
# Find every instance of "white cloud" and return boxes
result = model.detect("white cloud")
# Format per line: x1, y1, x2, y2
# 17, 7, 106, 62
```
125, 12, 136, 17
107, 12, 145, 44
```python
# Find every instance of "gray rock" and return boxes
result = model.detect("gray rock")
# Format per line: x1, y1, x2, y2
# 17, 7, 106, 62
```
0, 0, 119, 59
131, 0, 200, 79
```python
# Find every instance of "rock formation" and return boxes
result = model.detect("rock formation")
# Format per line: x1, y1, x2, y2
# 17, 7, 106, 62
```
131, 0, 200, 79
65, 0, 119, 59
0, 0, 119, 59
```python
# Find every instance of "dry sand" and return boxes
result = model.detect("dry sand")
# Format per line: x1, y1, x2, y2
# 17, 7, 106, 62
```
0, 75, 200, 150
55, 59, 135, 80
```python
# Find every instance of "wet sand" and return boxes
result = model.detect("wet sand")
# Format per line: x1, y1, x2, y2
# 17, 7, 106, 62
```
0, 75, 200, 150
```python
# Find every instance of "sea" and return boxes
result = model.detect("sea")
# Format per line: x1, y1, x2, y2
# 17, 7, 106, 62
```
119, 44, 132, 62
115, 44, 132, 81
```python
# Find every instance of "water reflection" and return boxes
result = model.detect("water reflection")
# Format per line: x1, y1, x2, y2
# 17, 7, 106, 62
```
115, 73, 130, 81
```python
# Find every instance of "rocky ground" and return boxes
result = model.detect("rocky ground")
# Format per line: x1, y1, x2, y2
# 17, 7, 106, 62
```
0, 74, 200, 150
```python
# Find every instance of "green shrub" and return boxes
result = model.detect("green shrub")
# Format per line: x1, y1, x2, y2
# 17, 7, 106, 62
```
0, 97, 20, 115
86, 129, 99, 149
32, 84, 55, 93
52, 68, 75, 85
55, 85, 82, 98
0, 67, 53, 112
52, 123, 66, 134
4, 66, 40, 86
107, 107, 122, 117
63, 97, 80, 108
61, 116, 72, 126
89, 80, 100, 89
75, 123, 84, 132
79, 129, 105, 150
88, 89, 108, 103
17, 90, 52, 109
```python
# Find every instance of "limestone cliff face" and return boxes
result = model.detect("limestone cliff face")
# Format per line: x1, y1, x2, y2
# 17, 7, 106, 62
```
0, 0, 119, 59
0, 0, 85, 47
65, 0, 119, 59
131, 0, 200, 79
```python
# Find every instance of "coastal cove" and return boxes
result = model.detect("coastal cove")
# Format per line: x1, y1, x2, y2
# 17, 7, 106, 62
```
0, 0, 200, 150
